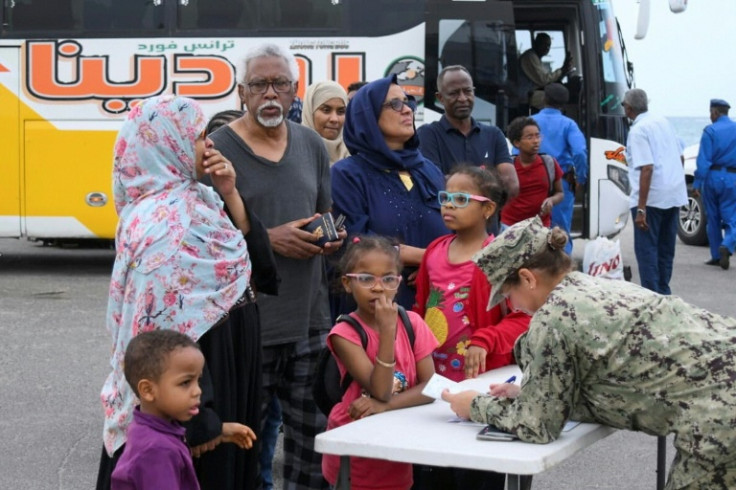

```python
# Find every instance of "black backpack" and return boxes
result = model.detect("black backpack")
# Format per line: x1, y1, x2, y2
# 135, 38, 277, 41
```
312, 306, 416, 416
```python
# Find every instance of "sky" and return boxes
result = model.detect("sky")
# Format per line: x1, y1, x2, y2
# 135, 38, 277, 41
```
611, 0, 736, 117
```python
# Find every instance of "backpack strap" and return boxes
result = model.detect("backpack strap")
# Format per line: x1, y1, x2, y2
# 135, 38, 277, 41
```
334, 314, 368, 393
335, 307, 415, 392
539, 153, 556, 197
397, 305, 415, 348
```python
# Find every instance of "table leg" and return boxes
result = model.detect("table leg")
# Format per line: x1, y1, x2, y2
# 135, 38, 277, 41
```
335, 455, 351, 489
506, 474, 533, 490
656, 435, 666, 490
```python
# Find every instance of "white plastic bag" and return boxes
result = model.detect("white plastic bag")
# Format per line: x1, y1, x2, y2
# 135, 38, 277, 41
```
583, 237, 624, 280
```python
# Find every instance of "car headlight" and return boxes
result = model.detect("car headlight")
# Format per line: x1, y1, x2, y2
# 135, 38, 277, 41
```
607, 165, 630, 194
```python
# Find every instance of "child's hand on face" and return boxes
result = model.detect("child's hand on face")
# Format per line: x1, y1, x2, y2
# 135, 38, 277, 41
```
488, 383, 521, 398
374, 294, 398, 336
464, 345, 488, 379
349, 396, 388, 420
221, 422, 257, 450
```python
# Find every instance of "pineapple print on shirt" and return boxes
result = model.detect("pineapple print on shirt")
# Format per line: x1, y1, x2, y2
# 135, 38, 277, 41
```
423, 282, 474, 381
424, 286, 448, 345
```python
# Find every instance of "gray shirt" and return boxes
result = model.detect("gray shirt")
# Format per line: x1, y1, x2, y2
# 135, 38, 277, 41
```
210, 121, 332, 345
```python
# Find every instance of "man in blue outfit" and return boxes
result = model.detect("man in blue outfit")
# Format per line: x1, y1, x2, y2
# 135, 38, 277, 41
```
534, 83, 587, 253
417, 65, 519, 198
693, 98, 736, 270
622, 88, 687, 295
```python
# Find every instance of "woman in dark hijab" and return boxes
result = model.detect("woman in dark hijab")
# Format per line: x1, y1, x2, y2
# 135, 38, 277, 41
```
331, 75, 447, 309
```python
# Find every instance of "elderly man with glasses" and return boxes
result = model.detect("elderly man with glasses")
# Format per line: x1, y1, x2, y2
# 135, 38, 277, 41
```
205, 42, 345, 490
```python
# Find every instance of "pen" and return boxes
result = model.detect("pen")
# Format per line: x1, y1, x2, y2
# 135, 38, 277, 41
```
504, 376, 517, 384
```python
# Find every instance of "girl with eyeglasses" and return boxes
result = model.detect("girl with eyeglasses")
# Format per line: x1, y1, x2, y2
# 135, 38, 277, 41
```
331, 75, 447, 313
322, 235, 439, 490
412, 165, 530, 490
501, 116, 564, 229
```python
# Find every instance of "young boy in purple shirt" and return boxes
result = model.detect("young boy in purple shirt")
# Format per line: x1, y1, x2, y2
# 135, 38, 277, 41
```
111, 330, 256, 490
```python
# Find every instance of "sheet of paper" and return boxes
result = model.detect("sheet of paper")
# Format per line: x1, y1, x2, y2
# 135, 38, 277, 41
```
421, 373, 461, 400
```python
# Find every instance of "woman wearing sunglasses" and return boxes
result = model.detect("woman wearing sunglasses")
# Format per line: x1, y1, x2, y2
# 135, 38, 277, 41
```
331, 74, 447, 311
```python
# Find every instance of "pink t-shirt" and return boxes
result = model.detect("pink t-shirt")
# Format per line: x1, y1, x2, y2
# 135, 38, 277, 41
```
322, 311, 438, 490
420, 235, 492, 381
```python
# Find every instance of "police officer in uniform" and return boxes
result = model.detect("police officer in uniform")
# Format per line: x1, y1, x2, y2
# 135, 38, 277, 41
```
693, 98, 736, 270
443, 217, 736, 490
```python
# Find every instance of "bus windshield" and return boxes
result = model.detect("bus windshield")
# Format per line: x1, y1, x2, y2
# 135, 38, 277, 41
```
595, 0, 628, 115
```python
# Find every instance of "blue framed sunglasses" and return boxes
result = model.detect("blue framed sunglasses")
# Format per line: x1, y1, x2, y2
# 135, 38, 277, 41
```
438, 191, 491, 208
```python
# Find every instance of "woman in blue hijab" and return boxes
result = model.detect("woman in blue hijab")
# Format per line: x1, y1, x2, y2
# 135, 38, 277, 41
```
331, 75, 447, 309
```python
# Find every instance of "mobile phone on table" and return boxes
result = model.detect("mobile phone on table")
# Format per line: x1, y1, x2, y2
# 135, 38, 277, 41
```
476, 425, 518, 442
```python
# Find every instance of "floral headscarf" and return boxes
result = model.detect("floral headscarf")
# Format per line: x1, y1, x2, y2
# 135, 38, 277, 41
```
101, 95, 251, 455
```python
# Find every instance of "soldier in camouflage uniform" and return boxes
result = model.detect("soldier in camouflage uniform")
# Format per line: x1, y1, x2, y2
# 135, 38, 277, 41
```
442, 216, 736, 490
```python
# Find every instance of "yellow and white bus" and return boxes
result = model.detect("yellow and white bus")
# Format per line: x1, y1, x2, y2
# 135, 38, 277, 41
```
0, 0, 631, 242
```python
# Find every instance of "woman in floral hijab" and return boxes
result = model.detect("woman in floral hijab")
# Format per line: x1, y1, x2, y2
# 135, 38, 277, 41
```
97, 95, 276, 490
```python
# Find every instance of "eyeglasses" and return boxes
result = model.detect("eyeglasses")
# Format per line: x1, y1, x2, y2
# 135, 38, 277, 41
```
444, 87, 475, 99
345, 273, 403, 290
246, 78, 293, 95
382, 98, 415, 113
438, 191, 491, 208
520, 133, 543, 142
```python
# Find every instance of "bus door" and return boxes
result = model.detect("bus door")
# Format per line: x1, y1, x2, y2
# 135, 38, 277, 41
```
424, 0, 516, 128
0, 45, 21, 237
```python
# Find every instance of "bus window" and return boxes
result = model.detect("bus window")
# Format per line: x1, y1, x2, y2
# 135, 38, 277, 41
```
516, 29, 567, 79
5, 0, 76, 30
82, 0, 164, 31
346, 0, 424, 36
178, 0, 342, 31
437, 19, 517, 126
596, 1, 627, 115
261, 0, 342, 29
543, 31, 567, 72
4, 0, 163, 33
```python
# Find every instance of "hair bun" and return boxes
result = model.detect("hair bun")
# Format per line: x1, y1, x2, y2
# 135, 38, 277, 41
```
547, 228, 568, 251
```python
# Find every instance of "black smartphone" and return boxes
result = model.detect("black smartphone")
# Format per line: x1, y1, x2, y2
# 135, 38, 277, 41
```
476, 425, 518, 442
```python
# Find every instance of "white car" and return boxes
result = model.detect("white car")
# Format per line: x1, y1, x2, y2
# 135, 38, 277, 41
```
679, 144, 708, 245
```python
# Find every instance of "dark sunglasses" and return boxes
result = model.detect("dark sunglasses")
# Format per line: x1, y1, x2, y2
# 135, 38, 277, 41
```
382, 98, 416, 113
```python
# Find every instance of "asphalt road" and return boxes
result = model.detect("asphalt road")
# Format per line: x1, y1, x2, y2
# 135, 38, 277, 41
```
1, 224, 734, 490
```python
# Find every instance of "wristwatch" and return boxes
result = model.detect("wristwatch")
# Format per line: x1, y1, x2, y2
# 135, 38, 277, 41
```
636, 208, 646, 215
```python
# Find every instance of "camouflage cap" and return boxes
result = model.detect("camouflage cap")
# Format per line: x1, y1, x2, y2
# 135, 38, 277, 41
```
473, 216, 550, 309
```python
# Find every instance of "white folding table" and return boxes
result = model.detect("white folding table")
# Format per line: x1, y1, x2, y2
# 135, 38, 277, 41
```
315, 365, 615, 490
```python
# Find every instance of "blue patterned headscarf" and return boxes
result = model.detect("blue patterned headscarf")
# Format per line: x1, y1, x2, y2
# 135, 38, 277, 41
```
101, 95, 251, 455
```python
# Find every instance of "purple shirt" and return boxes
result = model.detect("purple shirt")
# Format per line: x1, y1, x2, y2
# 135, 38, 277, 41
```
111, 408, 199, 490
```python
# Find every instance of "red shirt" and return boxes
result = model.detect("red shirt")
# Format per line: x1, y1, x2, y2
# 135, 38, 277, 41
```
501, 154, 563, 227
414, 235, 531, 375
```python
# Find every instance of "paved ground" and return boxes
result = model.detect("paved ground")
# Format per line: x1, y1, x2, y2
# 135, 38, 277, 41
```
1, 223, 734, 489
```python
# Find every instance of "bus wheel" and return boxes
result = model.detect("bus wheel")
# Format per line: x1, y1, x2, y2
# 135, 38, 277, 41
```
678, 190, 708, 246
